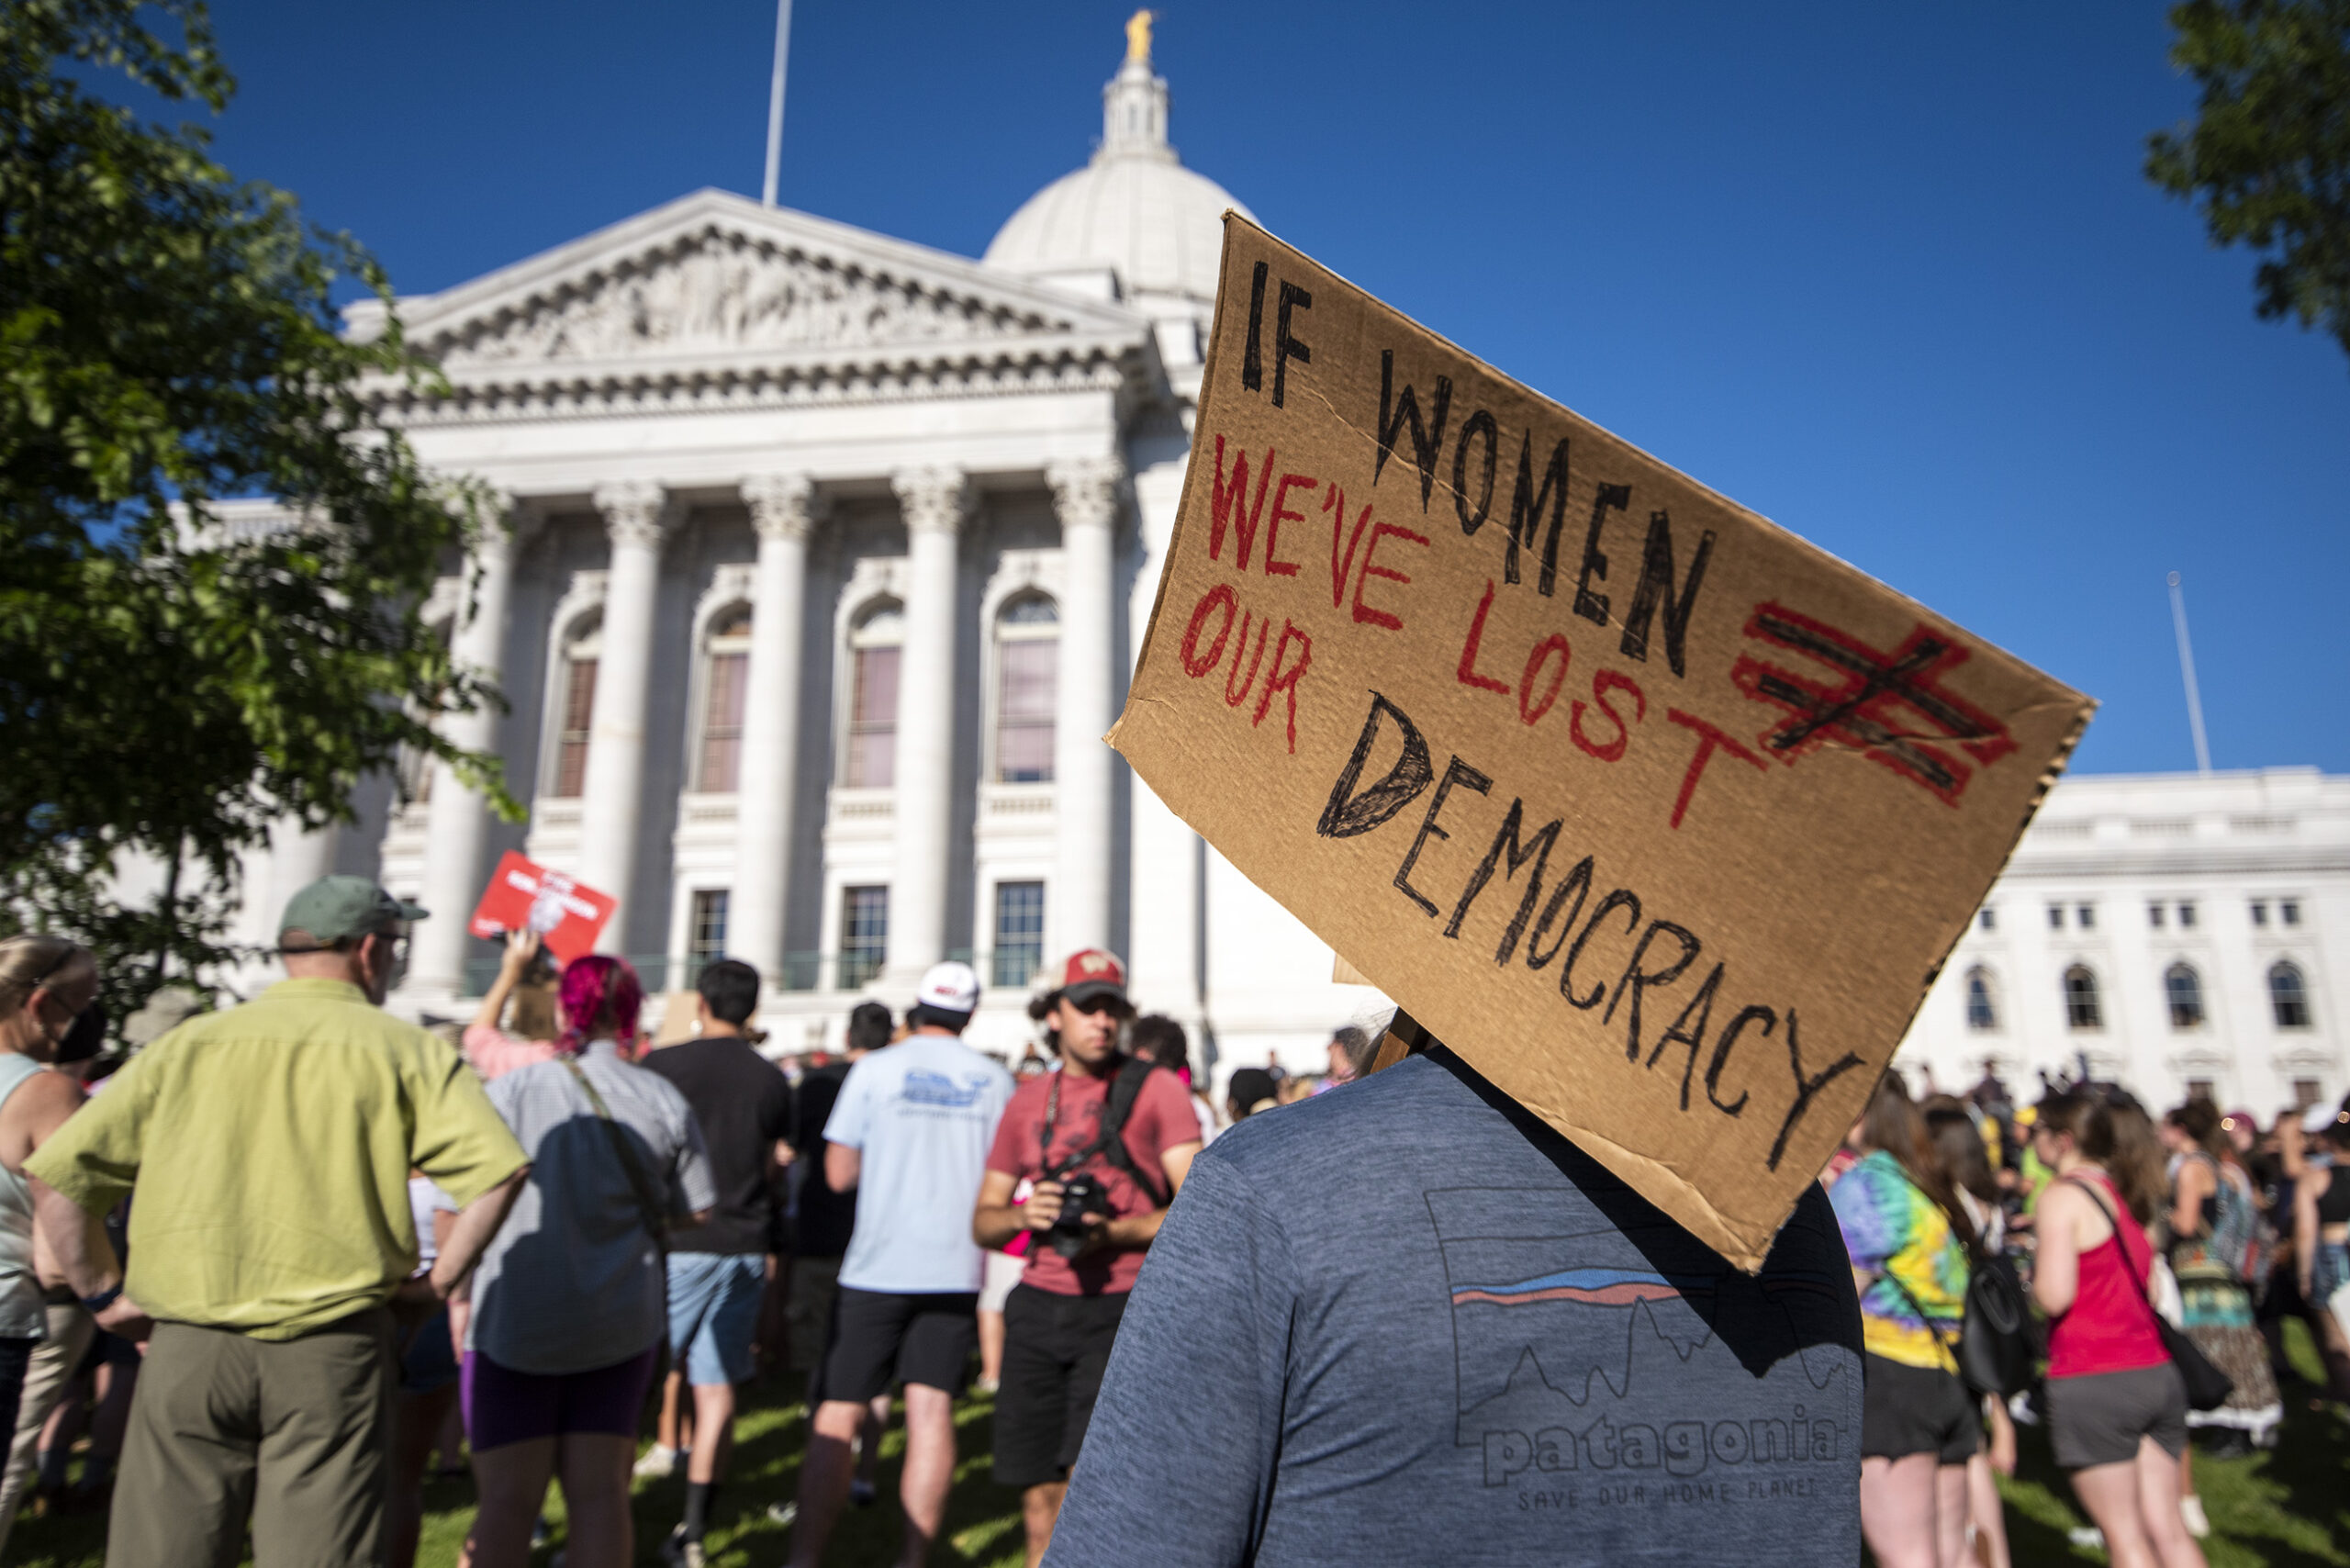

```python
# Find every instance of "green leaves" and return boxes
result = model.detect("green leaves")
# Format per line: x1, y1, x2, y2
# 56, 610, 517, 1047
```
0, 0, 516, 1015
2147, 0, 2350, 362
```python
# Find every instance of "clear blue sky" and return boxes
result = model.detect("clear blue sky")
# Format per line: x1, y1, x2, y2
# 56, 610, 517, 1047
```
195, 0, 2346, 777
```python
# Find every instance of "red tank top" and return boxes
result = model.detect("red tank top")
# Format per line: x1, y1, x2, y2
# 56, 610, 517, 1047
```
2046, 1171, 2169, 1378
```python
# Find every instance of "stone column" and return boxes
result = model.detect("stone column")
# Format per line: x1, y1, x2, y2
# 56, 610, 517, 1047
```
732, 474, 822, 987
410, 505, 524, 995
264, 817, 341, 929
885, 466, 970, 983
1048, 458, 1123, 958
578, 480, 675, 953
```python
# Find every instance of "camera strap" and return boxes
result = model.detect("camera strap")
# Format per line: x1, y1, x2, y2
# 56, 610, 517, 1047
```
1038, 1057, 1167, 1207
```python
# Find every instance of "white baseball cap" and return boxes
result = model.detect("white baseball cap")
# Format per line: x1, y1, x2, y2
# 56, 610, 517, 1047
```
2301, 1101, 2346, 1137
916, 960, 981, 1015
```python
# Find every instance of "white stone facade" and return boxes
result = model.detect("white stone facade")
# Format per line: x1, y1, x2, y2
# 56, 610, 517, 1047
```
1899, 767, 2345, 1117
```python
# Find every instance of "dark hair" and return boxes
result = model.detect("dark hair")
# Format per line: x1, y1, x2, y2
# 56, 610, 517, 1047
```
56, 1001, 107, 1065
696, 958, 761, 1027
906, 1002, 971, 1035
846, 1000, 894, 1053
1227, 1067, 1279, 1117
1130, 1014, 1190, 1075
2037, 1086, 2164, 1225
2166, 1099, 2233, 1165
1859, 1076, 1976, 1248
1921, 1096, 1996, 1205
1331, 1025, 1377, 1077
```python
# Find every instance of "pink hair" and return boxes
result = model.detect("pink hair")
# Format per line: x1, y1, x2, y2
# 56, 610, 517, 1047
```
556, 955, 643, 1054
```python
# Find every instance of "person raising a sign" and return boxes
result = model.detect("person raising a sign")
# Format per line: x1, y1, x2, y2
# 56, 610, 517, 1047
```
971, 951, 1202, 1568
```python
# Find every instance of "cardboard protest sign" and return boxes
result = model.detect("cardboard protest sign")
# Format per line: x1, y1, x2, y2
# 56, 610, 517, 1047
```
1108, 218, 2093, 1271
466, 851, 616, 963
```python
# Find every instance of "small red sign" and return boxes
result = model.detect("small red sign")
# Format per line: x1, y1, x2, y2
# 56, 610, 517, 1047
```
467, 852, 616, 962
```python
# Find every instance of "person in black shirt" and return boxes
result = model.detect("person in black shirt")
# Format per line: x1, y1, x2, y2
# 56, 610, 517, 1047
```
641, 960, 793, 1567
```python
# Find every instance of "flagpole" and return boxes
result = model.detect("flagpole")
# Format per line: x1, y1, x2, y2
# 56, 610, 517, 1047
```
761, 0, 793, 207
2167, 571, 2213, 777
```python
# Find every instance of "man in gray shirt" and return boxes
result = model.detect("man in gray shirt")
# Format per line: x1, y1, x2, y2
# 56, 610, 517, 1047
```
1044, 1047, 1863, 1566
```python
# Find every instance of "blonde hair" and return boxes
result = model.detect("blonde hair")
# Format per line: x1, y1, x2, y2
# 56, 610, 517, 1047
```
0, 935, 90, 1019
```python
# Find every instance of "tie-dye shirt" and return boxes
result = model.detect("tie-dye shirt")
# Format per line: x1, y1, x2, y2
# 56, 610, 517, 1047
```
1830, 1149, 1967, 1372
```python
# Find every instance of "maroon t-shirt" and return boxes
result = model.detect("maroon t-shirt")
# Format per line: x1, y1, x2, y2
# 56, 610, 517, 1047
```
985, 1062, 1200, 1295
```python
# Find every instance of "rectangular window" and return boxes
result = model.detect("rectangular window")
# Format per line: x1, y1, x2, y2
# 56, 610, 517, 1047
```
2186, 1079, 2214, 1103
2252, 900, 2269, 927
845, 647, 900, 789
2282, 899, 2301, 926
2047, 904, 2064, 931
2076, 903, 2096, 930
698, 651, 747, 792
2178, 902, 2198, 929
996, 640, 1058, 783
554, 658, 598, 798
992, 881, 1046, 989
688, 890, 730, 974
2148, 902, 2165, 929
1978, 908, 1996, 934
2293, 1078, 2322, 1111
839, 886, 888, 990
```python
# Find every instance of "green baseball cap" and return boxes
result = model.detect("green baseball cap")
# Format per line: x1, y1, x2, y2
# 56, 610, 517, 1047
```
279, 875, 428, 946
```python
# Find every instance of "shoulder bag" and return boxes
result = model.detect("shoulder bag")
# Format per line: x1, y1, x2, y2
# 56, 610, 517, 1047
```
561, 1056, 673, 1252
2068, 1176, 2232, 1411
1876, 1176, 2035, 1397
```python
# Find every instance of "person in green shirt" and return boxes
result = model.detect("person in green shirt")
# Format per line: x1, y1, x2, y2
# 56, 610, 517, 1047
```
26, 876, 532, 1568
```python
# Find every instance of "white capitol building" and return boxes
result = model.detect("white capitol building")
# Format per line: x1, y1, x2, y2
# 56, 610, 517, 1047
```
197, 31, 2345, 1115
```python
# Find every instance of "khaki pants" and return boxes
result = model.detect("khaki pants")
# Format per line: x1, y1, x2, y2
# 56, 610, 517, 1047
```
106, 1311, 393, 1568
0, 1298, 97, 1556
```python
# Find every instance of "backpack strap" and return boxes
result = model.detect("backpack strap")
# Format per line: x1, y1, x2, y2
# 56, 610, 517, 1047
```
1045, 1057, 1169, 1209
561, 1056, 672, 1249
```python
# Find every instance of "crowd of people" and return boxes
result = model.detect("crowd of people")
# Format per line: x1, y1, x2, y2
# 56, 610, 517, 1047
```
0, 878, 2344, 1568
1825, 1066, 2350, 1568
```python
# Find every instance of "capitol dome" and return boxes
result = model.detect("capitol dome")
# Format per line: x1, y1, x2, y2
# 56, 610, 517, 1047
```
984, 17, 1256, 304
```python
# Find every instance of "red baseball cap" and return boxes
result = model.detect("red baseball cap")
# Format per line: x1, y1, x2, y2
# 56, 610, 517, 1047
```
1059, 948, 1127, 1006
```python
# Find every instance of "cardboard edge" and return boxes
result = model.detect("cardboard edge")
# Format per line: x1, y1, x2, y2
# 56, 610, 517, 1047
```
1204, 215, 2095, 712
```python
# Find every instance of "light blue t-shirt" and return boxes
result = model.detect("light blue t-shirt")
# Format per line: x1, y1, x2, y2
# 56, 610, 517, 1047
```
824, 1033, 1015, 1294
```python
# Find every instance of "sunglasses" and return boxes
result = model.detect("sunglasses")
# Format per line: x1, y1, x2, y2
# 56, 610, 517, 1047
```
1068, 993, 1125, 1017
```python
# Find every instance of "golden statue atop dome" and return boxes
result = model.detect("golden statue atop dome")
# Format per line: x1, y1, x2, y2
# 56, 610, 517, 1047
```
1125, 8, 1154, 65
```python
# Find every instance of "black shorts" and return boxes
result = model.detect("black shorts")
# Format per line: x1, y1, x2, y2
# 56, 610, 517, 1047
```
816, 1287, 978, 1405
1861, 1353, 1979, 1465
993, 1283, 1128, 1490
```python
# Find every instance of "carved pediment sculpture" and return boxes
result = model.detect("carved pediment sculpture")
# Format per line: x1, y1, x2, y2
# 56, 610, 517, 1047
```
435, 230, 1056, 367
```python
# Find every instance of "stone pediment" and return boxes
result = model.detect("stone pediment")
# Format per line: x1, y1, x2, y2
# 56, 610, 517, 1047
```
384, 189, 1148, 375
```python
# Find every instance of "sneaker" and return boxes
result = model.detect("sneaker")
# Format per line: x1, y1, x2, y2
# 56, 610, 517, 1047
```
660, 1526, 707, 1568
767, 1500, 799, 1529
2008, 1391, 2041, 1427
850, 1478, 878, 1507
2181, 1495, 2210, 1538
633, 1444, 679, 1481
975, 1375, 1000, 1394
2067, 1527, 2106, 1551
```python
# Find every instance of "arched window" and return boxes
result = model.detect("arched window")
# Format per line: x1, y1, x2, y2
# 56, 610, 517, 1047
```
2064, 965, 2102, 1031
696, 606, 752, 791
1965, 967, 1998, 1032
552, 617, 600, 798
2165, 962, 2205, 1029
844, 601, 902, 789
2270, 960, 2311, 1028
995, 595, 1058, 783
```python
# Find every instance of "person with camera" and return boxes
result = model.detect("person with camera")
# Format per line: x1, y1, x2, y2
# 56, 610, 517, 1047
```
972, 950, 1202, 1568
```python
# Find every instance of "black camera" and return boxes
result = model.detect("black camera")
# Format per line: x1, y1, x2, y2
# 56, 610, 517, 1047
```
1046, 1172, 1111, 1257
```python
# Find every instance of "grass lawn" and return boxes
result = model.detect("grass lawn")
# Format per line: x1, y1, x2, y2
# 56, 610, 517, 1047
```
8, 1321, 2344, 1566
